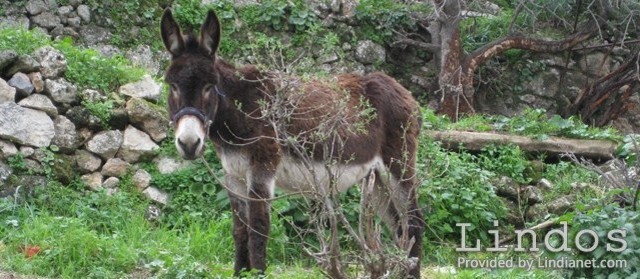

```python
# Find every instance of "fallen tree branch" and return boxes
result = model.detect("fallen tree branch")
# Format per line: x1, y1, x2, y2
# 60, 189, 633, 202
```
498, 218, 558, 245
427, 130, 617, 160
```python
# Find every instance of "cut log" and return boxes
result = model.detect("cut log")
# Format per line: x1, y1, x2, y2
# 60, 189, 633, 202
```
427, 131, 617, 160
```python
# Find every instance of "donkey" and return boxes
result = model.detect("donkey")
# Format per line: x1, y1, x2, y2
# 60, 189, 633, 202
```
161, 8, 424, 278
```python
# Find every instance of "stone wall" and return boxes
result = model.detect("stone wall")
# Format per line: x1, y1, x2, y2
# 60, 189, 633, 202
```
0, 44, 173, 204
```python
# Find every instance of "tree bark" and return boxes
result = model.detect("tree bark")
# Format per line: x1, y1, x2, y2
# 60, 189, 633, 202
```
427, 130, 617, 160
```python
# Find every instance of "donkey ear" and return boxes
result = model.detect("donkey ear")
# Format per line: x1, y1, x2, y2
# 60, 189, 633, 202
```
199, 10, 221, 56
161, 9, 184, 57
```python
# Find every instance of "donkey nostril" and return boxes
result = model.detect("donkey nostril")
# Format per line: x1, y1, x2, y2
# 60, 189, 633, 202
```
195, 138, 201, 146
177, 138, 187, 149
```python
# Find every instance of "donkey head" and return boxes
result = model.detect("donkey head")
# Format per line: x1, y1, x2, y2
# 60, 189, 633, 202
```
161, 9, 222, 160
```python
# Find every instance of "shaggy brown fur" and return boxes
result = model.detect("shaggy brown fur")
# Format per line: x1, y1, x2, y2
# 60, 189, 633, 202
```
161, 9, 424, 278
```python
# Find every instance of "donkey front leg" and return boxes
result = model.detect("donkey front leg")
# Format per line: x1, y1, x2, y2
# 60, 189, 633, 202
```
226, 175, 251, 276
246, 170, 274, 273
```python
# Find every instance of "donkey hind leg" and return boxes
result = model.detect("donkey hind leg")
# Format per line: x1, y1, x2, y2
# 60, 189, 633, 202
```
373, 170, 424, 279
226, 175, 251, 276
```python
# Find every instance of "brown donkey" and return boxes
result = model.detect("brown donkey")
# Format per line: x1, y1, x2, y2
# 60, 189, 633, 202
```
161, 9, 424, 278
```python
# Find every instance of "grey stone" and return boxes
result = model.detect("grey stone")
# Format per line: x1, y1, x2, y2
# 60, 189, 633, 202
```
0, 139, 18, 158
142, 186, 169, 205
85, 130, 123, 160
355, 40, 385, 64
51, 115, 79, 153
67, 17, 81, 27
79, 88, 106, 102
494, 176, 519, 200
154, 156, 191, 174
132, 169, 151, 191
79, 26, 112, 45
117, 125, 159, 163
125, 46, 161, 75
0, 50, 17, 72
536, 178, 553, 190
28, 72, 45, 93
525, 203, 547, 221
522, 185, 543, 205
26, 0, 48, 15
19, 146, 35, 157
119, 75, 162, 102
64, 106, 102, 130
0, 161, 11, 182
81, 172, 103, 191
6, 55, 40, 77
0, 102, 55, 147
8, 72, 34, 97
33, 46, 67, 79
58, 5, 73, 17
69, 0, 82, 7
145, 205, 161, 221
0, 15, 30, 30
108, 108, 128, 130
0, 78, 16, 104
18, 93, 57, 116
77, 4, 91, 23
103, 176, 120, 188
31, 12, 61, 30
45, 78, 78, 104
75, 150, 102, 173
125, 98, 168, 142
547, 196, 574, 215
94, 44, 121, 58
101, 158, 130, 177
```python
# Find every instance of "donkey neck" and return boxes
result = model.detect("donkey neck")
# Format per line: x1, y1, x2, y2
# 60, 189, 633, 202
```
209, 59, 270, 147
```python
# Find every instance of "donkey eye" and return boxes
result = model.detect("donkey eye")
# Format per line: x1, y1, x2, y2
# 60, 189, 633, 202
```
170, 83, 179, 93
202, 84, 214, 93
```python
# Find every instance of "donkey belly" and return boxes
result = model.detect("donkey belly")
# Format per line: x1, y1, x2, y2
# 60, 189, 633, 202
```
275, 155, 384, 194
217, 149, 383, 195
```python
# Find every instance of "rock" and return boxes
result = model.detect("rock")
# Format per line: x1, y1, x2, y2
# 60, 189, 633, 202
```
69, 0, 82, 7
79, 89, 106, 102
51, 115, 79, 153
79, 26, 112, 45
0, 102, 55, 147
67, 17, 81, 27
502, 198, 524, 227
522, 185, 543, 205
18, 94, 57, 116
81, 172, 103, 191
6, 55, 40, 77
154, 156, 191, 174
57, 5, 73, 17
45, 78, 78, 104
0, 161, 11, 183
65, 106, 102, 130
0, 50, 18, 72
94, 44, 121, 58
31, 12, 61, 30
547, 196, 574, 215
28, 72, 45, 93
142, 186, 169, 205
33, 46, 67, 79
26, 0, 48, 15
601, 167, 637, 189
8, 72, 34, 97
145, 204, 162, 221
75, 150, 101, 173
119, 75, 162, 103
85, 130, 123, 160
20, 146, 35, 157
77, 4, 91, 23
117, 125, 159, 163
103, 176, 120, 188
525, 203, 547, 221
52, 154, 76, 184
125, 46, 161, 75
0, 78, 16, 104
537, 178, 553, 190
101, 158, 131, 177
1, 175, 46, 199
132, 169, 151, 190
494, 176, 519, 200
125, 98, 168, 142
355, 40, 386, 64
0, 139, 18, 158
